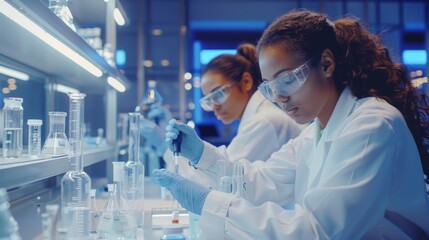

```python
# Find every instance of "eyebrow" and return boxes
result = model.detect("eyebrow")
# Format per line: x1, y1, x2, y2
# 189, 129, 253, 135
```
262, 68, 294, 81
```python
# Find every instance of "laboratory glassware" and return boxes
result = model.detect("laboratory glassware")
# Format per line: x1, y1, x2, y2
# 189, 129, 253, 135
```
41, 213, 53, 240
0, 188, 21, 240
160, 224, 186, 240
48, 0, 76, 31
124, 112, 145, 229
135, 80, 164, 121
61, 93, 91, 239
27, 119, 43, 158
89, 189, 100, 238
42, 112, 69, 156
117, 113, 129, 144
171, 133, 182, 224
216, 159, 226, 191
98, 162, 137, 239
2, 97, 23, 159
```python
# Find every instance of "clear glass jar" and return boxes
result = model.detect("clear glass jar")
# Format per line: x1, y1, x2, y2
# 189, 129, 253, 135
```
27, 119, 43, 158
3, 97, 23, 159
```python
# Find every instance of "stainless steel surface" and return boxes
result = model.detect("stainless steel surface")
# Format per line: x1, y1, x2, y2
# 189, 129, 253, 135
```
0, 145, 115, 190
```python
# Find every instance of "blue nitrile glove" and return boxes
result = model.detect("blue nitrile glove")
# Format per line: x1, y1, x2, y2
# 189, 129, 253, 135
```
153, 169, 210, 215
140, 118, 167, 155
165, 119, 204, 165
147, 104, 172, 127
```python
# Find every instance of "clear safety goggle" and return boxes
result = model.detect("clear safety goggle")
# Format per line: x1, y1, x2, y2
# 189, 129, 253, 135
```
258, 57, 315, 102
199, 83, 234, 111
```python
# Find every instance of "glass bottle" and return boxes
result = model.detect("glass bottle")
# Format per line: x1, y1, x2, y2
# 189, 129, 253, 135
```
61, 93, 91, 239
42, 112, 69, 156
27, 119, 43, 158
124, 112, 145, 229
135, 80, 164, 122
98, 162, 137, 239
0, 188, 21, 240
2, 97, 23, 159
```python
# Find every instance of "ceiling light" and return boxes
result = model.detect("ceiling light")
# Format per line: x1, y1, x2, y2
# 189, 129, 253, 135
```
107, 76, 126, 92
56, 84, 79, 94
113, 8, 125, 26
0, 65, 29, 81
0, 0, 103, 77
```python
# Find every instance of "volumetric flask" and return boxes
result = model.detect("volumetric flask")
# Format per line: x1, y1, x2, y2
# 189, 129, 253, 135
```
2, 97, 23, 159
27, 119, 43, 158
42, 112, 69, 156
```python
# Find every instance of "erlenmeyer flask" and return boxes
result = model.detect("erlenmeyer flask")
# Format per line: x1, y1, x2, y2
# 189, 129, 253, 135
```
42, 112, 69, 156
98, 162, 137, 239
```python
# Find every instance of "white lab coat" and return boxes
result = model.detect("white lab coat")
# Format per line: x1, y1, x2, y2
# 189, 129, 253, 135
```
197, 88, 429, 239
163, 90, 302, 188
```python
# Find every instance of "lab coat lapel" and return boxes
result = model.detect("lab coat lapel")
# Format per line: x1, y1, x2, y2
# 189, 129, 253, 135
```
306, 88, 357, 189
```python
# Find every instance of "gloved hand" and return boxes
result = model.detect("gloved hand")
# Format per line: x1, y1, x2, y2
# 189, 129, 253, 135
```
165, 119, 204, 165
153, 169, 211, 215
147, 104, 172, 128
140, 118, 167, 155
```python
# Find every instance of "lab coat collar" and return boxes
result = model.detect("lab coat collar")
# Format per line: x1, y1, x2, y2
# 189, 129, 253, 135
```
318, 87, 357, 142
238, 90, 266, 132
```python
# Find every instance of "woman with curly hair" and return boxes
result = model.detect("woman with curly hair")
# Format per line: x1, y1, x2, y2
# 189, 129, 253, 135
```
155, 10, 429, 239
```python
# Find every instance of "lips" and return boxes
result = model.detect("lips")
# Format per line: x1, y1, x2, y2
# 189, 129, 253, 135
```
287, 107, 298, 116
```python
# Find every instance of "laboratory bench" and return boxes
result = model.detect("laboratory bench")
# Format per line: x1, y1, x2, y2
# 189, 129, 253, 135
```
10, 178, 192, 240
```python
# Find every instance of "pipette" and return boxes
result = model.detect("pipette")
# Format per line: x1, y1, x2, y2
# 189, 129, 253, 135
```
171, 132, 182, 224
173, 132, 182, 174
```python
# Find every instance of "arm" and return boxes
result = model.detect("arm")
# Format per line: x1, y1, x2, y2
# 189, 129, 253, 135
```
200, 115, 397, 239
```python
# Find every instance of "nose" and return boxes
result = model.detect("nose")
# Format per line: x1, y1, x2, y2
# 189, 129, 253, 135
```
274, 94, 290, 103
212, 104, 222, 111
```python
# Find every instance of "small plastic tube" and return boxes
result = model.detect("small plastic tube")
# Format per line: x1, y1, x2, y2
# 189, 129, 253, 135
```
27, 119, 43, 158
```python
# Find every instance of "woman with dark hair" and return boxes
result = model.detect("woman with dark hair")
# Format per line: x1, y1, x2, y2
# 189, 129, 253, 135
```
143, 43, 301, 188
155, 10, 429, 239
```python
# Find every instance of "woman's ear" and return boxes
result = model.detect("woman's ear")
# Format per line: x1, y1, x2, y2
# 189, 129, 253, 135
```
240, 72, 254, 92
320, 49, 336, 78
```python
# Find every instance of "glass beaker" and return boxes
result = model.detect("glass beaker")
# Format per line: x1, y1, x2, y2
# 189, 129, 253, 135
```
2, 97, 23, 159
27, 119, 43, 158
42, 112, 69, 156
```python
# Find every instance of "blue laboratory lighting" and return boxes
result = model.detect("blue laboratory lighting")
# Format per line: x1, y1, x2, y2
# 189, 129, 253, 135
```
402, 50, 427, 65
116, 49, 126, 66
200, 49, 236, 65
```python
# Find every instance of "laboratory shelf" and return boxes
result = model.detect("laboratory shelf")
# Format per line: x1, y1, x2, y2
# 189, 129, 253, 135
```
0, 0, 130, 92
0, 145, 115, 190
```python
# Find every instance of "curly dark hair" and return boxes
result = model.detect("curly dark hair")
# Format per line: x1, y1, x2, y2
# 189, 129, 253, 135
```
202, 43, 262, 92
257, 10, 429, 175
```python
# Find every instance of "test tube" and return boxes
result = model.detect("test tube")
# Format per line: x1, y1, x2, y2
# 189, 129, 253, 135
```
27, 119, 43, 158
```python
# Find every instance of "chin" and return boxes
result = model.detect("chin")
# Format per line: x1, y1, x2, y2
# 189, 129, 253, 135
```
220, 117, 234, 124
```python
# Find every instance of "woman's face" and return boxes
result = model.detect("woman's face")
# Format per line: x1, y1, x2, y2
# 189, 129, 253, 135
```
258, 45, 338, 126
201, 71, 249, 124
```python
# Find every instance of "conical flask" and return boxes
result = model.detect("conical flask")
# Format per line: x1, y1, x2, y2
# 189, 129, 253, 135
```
98, 162, 137, 239
135, 80, 163, 121
42, 112, 69, 156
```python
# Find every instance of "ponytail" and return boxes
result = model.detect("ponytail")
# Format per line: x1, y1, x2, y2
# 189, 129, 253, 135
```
334, 19, 429, 175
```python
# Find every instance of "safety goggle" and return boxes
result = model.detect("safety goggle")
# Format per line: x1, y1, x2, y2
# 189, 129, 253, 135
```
199, 83, 234, 111
258, 57, 315, 102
